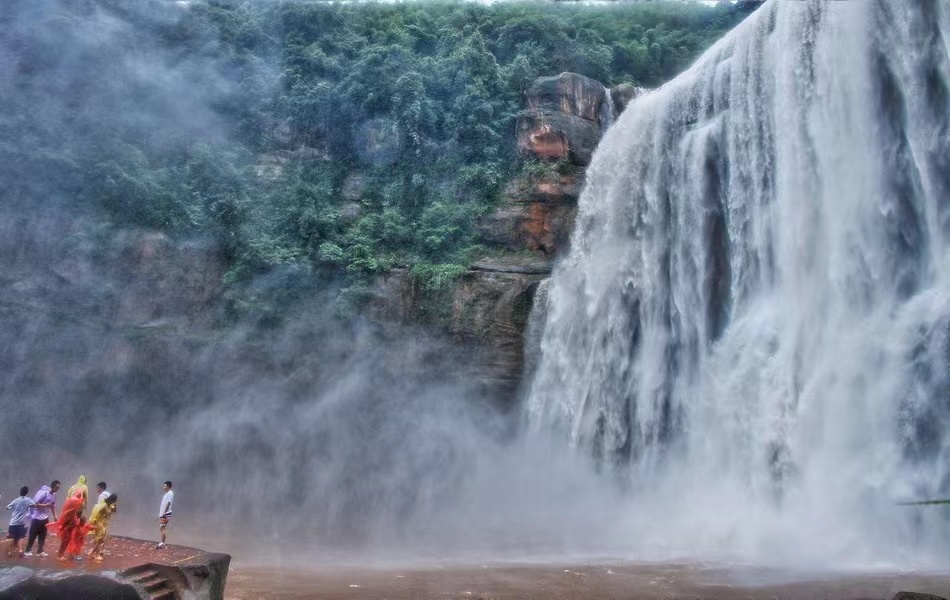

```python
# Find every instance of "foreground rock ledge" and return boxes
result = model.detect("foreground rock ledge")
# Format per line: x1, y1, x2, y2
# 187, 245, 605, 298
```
0, 536, 230, 600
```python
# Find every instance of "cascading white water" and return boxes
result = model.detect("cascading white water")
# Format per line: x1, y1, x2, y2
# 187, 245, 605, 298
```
527, 0, 950, 566
600, 87, 615, 129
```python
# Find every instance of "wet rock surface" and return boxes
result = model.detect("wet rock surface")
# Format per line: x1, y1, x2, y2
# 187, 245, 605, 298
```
478, 171, 582, 256
892, 593, 949, 600
516, 109, 603, 165
516, 72, 617, 165
0, 536, 230, 600
524, 72, 609, 125
369, 259, 549, 403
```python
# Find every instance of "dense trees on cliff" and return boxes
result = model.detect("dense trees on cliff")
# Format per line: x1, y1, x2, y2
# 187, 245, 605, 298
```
2, 0, 752, 315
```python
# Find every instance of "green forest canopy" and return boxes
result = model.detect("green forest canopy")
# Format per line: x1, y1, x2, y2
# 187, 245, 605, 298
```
1, 0, 753, 315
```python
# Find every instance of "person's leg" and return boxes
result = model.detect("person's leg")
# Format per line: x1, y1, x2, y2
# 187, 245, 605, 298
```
70, 520, 85, 560
25, 522, 38, 554
158, 517, 168, 547
10, 525, 26, 556
36, 520, 47, 554
92, 537, 105, 560
57, 530, 70, 559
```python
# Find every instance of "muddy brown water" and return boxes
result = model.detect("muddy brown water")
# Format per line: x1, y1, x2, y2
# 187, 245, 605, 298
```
223, 561, 950, 600
6, 530, 948, 599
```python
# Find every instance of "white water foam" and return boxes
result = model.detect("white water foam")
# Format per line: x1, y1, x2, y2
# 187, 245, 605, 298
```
527, 0, 950, 568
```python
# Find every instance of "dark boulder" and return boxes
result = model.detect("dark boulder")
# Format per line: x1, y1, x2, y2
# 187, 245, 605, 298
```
891, 593, 948, 600
0, 545, 230, 600
0, 571, 142, 600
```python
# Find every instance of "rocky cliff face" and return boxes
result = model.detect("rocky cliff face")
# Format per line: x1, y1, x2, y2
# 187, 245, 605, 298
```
370, 72, 639, 403
0, 208, 225, 335
1, 73, 633, 409
111, 231, 225, 328
477, 171, 582, 256
498, 72, 642, 259
370, 256, 552, 402
517, 73, 610, 165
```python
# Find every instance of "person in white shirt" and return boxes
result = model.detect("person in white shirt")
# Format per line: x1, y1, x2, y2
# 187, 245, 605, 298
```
156, 481, 174, 549
96, 482, 111, 505
6, 487, 36, 557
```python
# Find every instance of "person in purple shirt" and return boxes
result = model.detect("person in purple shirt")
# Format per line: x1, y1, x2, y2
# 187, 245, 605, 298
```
23, 480, 59, 557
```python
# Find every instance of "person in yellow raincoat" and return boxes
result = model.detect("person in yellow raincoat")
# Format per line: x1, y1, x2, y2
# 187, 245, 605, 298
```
66, 476, 89, 513
86, 493, 117, 561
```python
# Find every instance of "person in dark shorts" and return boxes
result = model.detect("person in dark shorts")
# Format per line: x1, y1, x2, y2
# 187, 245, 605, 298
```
6, 487, 35, 557
156, 481, 173, 549
24, 480, 59, 557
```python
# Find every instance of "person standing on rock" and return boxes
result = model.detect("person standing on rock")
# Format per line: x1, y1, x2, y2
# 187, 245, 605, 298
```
66, 476, 88, 513
49, 490, 87, 561
95, 482, 111, 505
87, 493, 117, 562
156, 481, 173, 549
6, 486, 36, 557
24, 480, 59, 557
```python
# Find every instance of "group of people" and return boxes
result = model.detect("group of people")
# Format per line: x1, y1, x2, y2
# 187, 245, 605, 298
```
4, 477, 175, 563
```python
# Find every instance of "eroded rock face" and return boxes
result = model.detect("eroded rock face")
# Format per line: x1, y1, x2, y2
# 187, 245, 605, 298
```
373, 72, 643, 401
525, 72, 608, 124
451, 264, 548, 401
503, 73, 620, 258
517, 72, 614, 166
477, 170, 582, 255
111, 231, 225, 328
516, 109, 603, 166
0, 207, 226, 336
368, 259, 550, 403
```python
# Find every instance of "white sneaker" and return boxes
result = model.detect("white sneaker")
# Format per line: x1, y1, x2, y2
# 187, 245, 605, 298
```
23, 552, 32, 557
38, 552, 48, 557
155, 542, 166, 549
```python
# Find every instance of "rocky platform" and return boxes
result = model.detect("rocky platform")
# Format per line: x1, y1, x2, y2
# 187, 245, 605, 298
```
0, 536, 230, 600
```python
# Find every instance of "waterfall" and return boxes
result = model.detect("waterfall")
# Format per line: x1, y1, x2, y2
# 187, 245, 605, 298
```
527, 0, 950, 565
523, 278, 551, 382
600, 87, 615, 130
